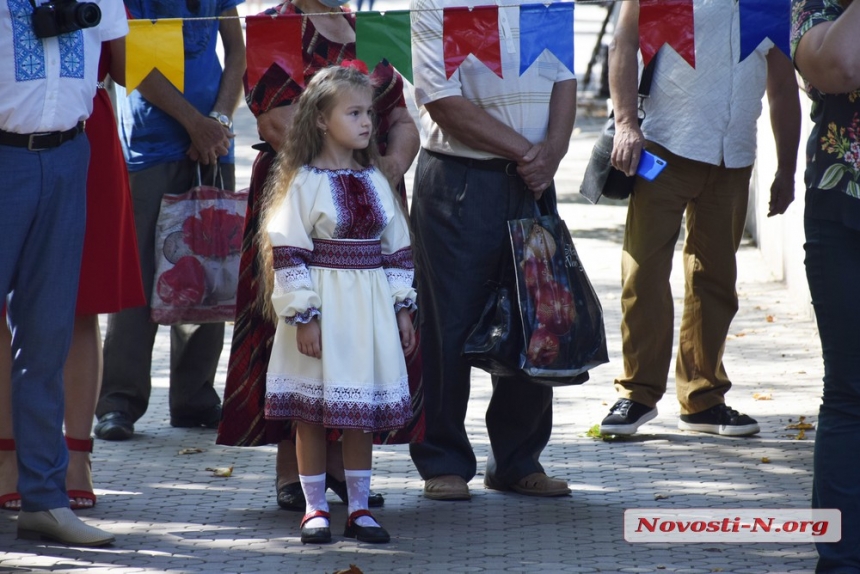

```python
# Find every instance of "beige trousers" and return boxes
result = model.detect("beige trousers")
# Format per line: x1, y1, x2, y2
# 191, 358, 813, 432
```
614, 142, 752, 415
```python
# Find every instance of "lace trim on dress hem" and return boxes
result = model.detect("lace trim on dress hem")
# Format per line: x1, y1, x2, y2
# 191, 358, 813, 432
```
394, 298, 416, 313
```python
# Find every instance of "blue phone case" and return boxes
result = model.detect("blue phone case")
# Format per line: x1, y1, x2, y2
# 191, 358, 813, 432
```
636, 151, 667, 181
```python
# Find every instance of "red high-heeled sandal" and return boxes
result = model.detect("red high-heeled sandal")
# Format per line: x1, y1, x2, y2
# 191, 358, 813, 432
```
0, 438, 21, 511
65, 436, 96, 510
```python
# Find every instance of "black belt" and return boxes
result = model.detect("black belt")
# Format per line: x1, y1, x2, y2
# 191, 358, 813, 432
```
0, 121, 85, 151
426, 149, 518, 176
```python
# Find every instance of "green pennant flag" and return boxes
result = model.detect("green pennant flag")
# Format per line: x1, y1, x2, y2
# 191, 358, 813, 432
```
356, 10, 413, 84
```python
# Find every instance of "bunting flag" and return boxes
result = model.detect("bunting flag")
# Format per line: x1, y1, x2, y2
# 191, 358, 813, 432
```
245, 14, 304, 89
639, 0, 695, 68
126, 19, 184, 94
356, 11, 413, 83
519, 2, 574, 76
739, 0, 791, 61
442, 5, 502, 79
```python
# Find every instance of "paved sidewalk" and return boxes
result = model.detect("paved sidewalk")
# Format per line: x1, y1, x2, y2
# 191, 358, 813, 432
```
1, 5, 824, 573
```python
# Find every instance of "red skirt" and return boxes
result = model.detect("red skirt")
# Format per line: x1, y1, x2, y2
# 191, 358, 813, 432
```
76, 86, 146, 315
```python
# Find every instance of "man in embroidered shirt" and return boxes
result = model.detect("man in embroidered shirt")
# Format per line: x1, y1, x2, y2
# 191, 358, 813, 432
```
0, 0, 125, 546
599, 0, 801, 436
408, 0, 576, 501
94, 0, 245, 441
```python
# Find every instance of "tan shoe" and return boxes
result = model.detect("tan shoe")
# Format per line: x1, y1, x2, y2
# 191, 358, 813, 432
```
485, 472, 571, 497
17, 507, 115, 547
423, 475, 471, 501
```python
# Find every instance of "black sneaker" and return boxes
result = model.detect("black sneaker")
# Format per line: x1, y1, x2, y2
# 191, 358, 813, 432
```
599, 399, 658, 435
678, 404, 760, 437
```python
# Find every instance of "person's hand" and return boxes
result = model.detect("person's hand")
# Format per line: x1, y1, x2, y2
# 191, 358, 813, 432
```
611, 121, 645, 177
375, 155, 406, 190
396, 308, 416, 356
296, 318, 322, 358
187, 114, 234, 165
768, 169, 795, 217
517, 142, 559, 199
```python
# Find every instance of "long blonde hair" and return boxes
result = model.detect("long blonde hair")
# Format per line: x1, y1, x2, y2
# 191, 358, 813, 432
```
256, 65, 381, 322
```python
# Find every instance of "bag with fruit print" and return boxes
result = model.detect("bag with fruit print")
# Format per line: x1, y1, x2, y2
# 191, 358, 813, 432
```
463, 192, 607, 386
150, 164, 248, 324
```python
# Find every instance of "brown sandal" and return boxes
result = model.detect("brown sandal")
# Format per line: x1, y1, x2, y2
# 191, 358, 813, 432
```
65, 436, 96, 510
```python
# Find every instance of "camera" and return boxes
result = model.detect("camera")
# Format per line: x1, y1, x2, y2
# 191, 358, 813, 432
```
32, 0, 101, 39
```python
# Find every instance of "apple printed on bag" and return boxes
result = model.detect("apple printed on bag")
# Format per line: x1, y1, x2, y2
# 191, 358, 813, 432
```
156, 255, 207, 308
181, 206, 245, 259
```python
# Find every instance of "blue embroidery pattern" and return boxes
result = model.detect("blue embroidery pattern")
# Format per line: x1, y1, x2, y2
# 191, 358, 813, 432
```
10, 0, 46, 81
58, 31, 85, 78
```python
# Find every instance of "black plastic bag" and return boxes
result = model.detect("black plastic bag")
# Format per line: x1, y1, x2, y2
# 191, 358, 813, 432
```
463, 196, 608, 386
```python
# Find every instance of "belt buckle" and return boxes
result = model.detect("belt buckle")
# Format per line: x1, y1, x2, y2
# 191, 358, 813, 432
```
505, 162, 518, 177
27, 132, 52, 151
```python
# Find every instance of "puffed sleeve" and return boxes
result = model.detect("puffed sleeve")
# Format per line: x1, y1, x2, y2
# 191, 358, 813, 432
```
376, 171, 417, 312
267, 170, 323, 324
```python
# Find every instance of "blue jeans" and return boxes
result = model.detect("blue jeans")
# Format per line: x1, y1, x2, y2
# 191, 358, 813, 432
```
0, 137, 89, 511
805, 216, 860, 572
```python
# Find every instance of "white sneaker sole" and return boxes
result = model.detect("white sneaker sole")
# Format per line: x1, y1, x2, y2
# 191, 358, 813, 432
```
677, 421, 761, 437
599, 407, 658, 435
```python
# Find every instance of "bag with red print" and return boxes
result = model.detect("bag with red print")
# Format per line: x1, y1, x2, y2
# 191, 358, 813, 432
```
463, 191, 608, 386
151, 163, 248, 324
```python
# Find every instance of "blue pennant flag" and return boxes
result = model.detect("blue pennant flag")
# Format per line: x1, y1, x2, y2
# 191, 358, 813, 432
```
519, 2, 575, 76
739, 0, 791, 61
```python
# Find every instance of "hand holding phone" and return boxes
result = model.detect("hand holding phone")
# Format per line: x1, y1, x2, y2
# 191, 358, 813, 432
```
636, 150, 667, 181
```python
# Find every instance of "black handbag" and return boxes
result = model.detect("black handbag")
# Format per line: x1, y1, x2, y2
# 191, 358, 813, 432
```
580, 57, 657, 204
462, 193, 607, 387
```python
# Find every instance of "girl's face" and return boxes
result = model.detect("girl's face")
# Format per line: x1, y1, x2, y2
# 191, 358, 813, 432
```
318, 88, 374, 155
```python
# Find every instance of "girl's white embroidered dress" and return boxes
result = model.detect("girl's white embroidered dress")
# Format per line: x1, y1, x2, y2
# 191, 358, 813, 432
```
266, 165, 415, 431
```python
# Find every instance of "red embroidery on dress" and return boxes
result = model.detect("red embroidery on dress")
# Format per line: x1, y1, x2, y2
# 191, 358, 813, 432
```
273, 245, 313, 269
382, 247, 414, 270
310, 239, 382, 269
326, 170, 388, 239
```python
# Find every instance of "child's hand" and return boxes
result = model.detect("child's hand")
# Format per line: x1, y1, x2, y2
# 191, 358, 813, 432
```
296, 318, 322, 358
397, 308, 416, 356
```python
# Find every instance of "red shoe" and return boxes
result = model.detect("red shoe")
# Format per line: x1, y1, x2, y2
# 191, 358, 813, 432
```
65, 436, 96, 510
0, 438, 21, 512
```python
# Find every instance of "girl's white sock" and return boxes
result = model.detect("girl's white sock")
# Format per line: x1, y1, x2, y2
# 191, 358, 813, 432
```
345, 469, 379, 527
299, 473, 329, 528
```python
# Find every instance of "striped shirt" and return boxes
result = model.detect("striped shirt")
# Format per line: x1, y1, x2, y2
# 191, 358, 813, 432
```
410, 0, 575, 160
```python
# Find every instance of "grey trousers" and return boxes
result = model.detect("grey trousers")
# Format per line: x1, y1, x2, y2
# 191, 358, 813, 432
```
408, 149, 555, 487
97, 160, 233, 422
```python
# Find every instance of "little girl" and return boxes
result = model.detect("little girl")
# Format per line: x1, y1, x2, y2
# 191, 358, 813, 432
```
257, 63, 416, 545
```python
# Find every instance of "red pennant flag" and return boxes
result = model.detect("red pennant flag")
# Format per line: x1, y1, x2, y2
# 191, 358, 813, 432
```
442, 6, 502, 79
246, 14, 304, 89
639, 0, 695, 69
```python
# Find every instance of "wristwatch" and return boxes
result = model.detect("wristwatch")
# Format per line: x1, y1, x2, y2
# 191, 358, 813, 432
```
208, 111, 233, 130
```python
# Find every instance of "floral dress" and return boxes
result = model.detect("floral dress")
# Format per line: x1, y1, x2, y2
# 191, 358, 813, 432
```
265, 166, 416, 431
791, 0, 860, 210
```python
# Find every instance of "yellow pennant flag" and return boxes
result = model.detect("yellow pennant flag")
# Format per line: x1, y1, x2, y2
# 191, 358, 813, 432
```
126, 19, 184, 94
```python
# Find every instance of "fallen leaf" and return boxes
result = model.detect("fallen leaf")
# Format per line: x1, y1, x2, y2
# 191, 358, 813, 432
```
654, 493, 669, 500
734, 332, 746, 338
760, 457, 771, 463
795, 430, 807, 440
766, 315, 775, 323
205, 466, 234, 477
333, 566, 364, 574
752, 392, 772, 401
786, 416, 815, 430
585, 424, 602, 439
178, 448, 204, 455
